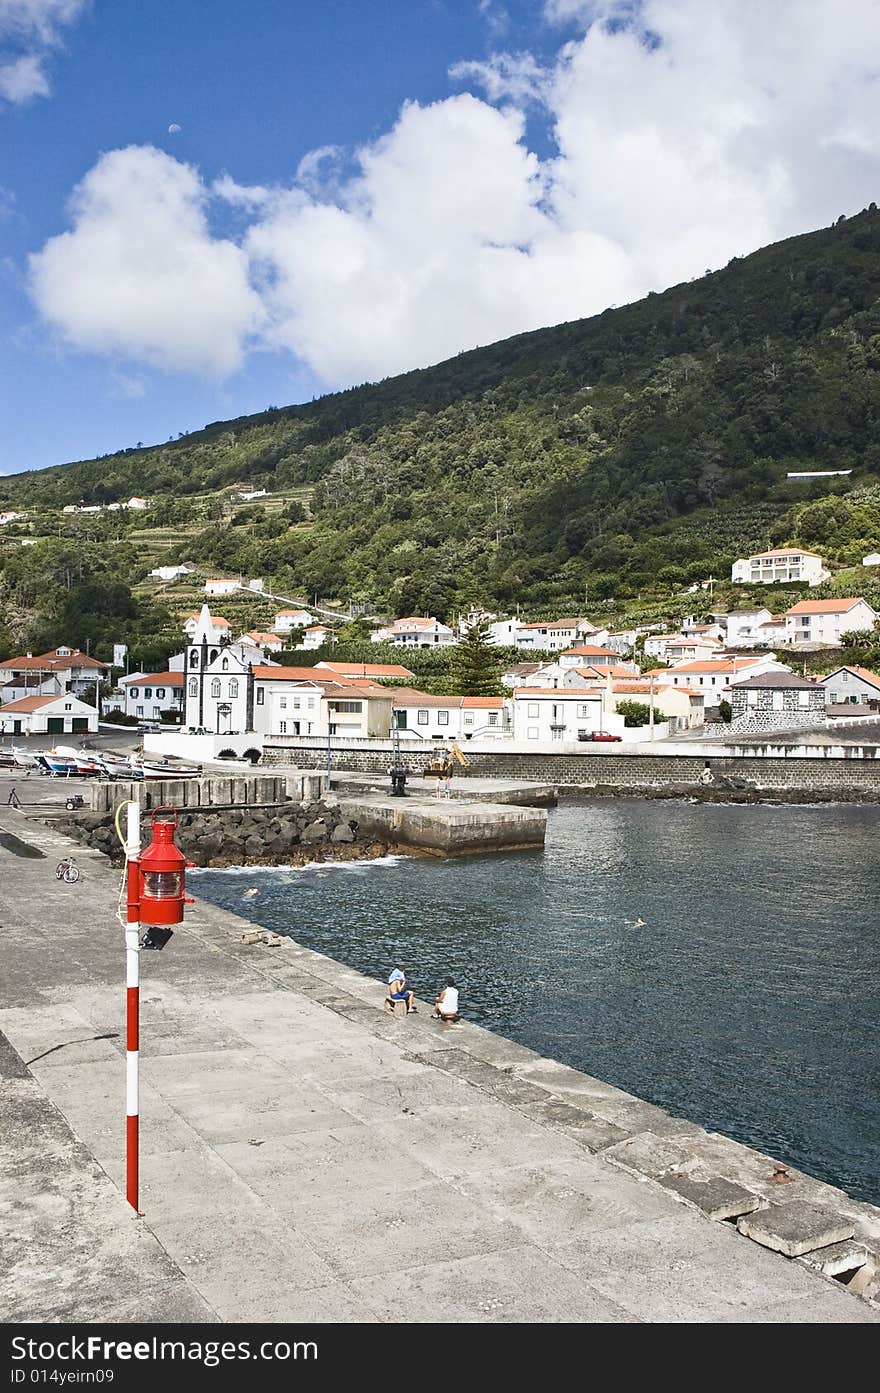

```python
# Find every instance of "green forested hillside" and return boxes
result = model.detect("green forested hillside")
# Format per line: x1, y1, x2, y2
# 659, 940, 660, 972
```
4, 206, 880, 620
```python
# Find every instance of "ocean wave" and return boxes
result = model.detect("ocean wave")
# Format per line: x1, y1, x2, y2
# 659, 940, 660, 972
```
190, 854, 406, 877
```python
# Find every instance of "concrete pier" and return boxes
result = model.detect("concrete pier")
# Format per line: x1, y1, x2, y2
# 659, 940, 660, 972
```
339, 789, 548, 854
1, 807, 878, 1324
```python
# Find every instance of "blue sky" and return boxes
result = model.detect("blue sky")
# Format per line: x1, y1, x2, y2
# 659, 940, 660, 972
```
2, 0, 879, 475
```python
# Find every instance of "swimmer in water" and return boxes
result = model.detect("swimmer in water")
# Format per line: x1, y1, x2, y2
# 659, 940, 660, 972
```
243, 887, 259, 899
634, 916, 646, 927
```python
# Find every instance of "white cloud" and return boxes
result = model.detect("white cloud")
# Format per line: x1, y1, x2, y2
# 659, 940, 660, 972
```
0, 0, 87, 105
0, 50, 46, 101
29, 146, 264, 375
449, 51, 550, 106
26, 0, 880, 386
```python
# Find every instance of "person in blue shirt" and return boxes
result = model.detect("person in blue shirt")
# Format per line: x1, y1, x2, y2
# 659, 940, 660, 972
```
385, 965, 417, 1014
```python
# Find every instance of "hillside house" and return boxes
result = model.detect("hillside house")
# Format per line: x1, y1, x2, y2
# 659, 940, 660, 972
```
370, 616, 456, 648
730, 672, 825, 732
183, 613, 231, 640
821, 665, 880, 707
512, 618, 598, 652
863, 552, 880, 567
240, 631, 284, 654
608, 681, 705, 731
783, 597, 877, 647
300, 625, 337, 650
149, 565, 193, 582
558, 644, 630, 670
731, 548, 829, 586
204, 579, 240, 597
273, 609, 314, 633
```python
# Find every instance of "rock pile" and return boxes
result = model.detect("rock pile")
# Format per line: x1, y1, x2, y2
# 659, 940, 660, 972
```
54, 795, 363, 867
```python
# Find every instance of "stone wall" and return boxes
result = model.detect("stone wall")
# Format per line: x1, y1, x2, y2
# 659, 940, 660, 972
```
263, 740, 880, 794
730, 686, 826, 734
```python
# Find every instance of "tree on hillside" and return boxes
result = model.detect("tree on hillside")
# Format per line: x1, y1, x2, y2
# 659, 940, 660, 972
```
450, 623, 499, 696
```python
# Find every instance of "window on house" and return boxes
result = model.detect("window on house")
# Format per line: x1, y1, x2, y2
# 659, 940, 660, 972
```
747, 690, 759, 707
417, 710, 429, 725
842, 671, 848, 681
438, 710, 449, 725
527, 726, 539, 739
279, 721, 287, 734
137, 706, 144, 716
221, 657, 229, 671
211, 679, 221, 698
488, 712, 498, 726
332, 701, 362, 713
527, 703, 539, 718
188, 678, 197, 697
577, 705, 590, 718
129, 687, 139, 698
772, 691, 784, 711
307, 698, 315, 709
228, 679, 238, 698
464, 713, 474, 725
280, 697, 287, 710
64, 703, 71, 711
256, 687, 264, 705
156, 688, 165, 700
189, 651, 199, 668
797, 690, 811, 708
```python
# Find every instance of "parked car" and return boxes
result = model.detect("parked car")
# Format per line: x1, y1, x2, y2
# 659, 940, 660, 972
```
579, 730, 623, 742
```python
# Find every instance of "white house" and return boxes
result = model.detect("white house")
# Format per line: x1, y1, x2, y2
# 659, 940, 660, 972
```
820, 665, 880, 707
731, 548, 829, 586
239, 630, 284, 654
862, 552, 880, 567
661, 635, 722, 664
273, 609, 314, 633
126, 497, 149, 511
0, 646, 109, 703
118, 671, 185, 722
237, 489, 269, 501
300, 625, 336, 650
783, 597, 877, 647
204, 579, 240, 597
183, 613, 231, 640
0, 510, 26, 525
149, 565, 193, 582
724, 608, 774, 646
512, 618, 598, 652
648, 656, 787, 699
511, 689, 625, 742
390, 692, 507, 741
0, 693, 98, 737
559, 644, 634, 670
500, 662, 545, 688
370, 616, 456, 648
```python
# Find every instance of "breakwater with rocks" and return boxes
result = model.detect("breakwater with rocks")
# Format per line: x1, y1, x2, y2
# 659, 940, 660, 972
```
54, 794, 389, 868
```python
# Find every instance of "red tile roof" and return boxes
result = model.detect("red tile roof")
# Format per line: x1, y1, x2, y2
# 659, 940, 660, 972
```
786, 597, 868, 615
560, 644, 619, 658
0, 694, 60, 712
120, 672, 184, 687
318, 662, 416, 679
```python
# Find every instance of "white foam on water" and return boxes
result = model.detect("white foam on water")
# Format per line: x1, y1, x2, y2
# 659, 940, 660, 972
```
190, 854, 406, 878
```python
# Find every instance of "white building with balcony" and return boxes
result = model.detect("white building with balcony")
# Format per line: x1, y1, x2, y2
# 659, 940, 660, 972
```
510, 689, 625, 742
731, 548, 829, 587
370, 616, 456, 648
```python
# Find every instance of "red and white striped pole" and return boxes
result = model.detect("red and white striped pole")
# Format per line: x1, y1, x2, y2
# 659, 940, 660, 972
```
124, 800, 141, 1214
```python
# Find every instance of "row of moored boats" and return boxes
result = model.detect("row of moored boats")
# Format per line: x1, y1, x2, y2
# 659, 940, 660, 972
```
0, 745, 202, 780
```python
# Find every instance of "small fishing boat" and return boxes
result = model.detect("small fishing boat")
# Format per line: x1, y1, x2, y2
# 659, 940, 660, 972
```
36, 750, 78, 776
137, 759, 203, 780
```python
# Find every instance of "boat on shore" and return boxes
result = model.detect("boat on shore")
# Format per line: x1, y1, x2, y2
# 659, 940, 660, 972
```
136, 759, 203, 780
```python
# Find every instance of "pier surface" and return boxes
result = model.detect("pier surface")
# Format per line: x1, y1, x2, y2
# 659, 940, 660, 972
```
1, 808, 878, 1324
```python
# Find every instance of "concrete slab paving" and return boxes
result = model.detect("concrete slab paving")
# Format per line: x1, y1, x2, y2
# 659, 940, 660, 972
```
2, 805, 878, 1324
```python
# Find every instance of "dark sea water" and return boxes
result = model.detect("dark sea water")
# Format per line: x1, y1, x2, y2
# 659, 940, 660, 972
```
193, 799, 880, 1204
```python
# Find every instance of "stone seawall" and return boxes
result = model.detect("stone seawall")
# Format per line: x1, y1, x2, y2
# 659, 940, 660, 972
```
57, 794, 368, 867
262, 742, 880, 795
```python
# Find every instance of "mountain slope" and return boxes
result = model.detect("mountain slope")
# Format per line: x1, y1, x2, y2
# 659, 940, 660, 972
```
4, 207, 880, 613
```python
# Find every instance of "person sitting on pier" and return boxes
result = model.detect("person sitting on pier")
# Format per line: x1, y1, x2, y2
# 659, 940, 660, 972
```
385, 965, 417, 1014
432, 977, 460, 1023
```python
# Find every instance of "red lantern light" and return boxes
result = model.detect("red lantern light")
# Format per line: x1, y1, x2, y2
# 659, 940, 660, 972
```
138, 808, 190, 925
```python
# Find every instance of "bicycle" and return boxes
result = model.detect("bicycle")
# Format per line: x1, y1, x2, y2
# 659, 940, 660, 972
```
55, 856, 80, 884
